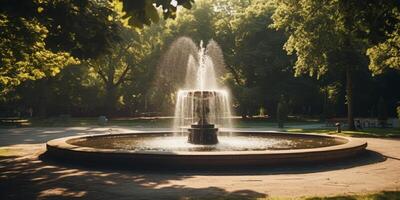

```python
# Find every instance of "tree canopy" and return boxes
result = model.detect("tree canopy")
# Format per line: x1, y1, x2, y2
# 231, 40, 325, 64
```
1, 0, 399, 122
270, 0, 400, 129
0, 0, 193, 93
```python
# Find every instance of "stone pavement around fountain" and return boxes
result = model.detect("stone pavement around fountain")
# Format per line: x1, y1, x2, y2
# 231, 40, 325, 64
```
0, 127, 399, 199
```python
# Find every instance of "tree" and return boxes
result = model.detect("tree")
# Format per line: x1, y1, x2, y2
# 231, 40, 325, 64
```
148, 0, 219, 114
0, 10, 79, 93
397, 104, 400, 120
165, 0, 216, 42
367, 23, 400, 74
2, 0, 399, 120
227, 1, 295, 117
0, 0, 119, 93
87, 29, 143, 115
120, 0, 194, 27
270, 0, 400, 130
212, 0, 321, 118
0, 0, 194, 93
365, 3, 400, 75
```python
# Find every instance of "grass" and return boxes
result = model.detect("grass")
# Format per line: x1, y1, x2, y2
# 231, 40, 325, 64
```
1, 116, 317, 128
1, 117, 399, 138
286, 127, 400, 138
303, 191, 400, 200
0, 117, 173, 128
233, 121, 317, 128
190, 191, 400, 200
0, 148, 14, 156
234, 116, 321, 128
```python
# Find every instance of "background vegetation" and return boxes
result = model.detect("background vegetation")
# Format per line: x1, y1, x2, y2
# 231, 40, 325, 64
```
1, 0, 399, 127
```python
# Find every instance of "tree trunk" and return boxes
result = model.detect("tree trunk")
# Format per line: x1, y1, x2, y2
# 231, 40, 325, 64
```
322, 86, 329, 120
346, 68, 355, 130
37, 79, 49, 118
104, 83, 117, 116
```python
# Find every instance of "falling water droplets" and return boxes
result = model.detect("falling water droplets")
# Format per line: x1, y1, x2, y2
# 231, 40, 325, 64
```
171, 38, 233, 132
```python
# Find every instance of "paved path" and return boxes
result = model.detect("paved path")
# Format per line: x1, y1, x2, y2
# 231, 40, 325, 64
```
0, 127, 399, 199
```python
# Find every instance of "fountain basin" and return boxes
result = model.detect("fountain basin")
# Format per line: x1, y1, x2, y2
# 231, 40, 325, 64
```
45, 131, 367, 168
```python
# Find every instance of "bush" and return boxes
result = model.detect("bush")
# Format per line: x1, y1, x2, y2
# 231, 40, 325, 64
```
397, 105, 400, 120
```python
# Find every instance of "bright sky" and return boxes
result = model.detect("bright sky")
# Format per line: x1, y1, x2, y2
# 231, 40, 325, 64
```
170, 0, 178, 7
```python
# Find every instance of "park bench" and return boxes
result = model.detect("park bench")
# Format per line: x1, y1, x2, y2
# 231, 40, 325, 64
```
0, 118, 29, 127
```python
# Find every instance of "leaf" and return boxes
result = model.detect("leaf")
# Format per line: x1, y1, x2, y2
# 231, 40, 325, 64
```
145, 2, 159, 23
181, 1, 192, 9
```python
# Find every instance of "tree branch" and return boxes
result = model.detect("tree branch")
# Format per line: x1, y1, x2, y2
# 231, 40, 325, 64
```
226, 64, 243, 86
115, 64, 131, 86
113, 41, 136, 86
88, 61, 108, 83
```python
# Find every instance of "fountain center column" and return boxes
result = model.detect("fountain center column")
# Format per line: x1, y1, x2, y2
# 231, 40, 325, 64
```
187, 91, 218, 145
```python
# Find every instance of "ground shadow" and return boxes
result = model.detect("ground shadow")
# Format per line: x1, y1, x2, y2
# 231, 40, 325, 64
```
0, 155, 267, 200
1, 149, 388, 200
0, 145, 392, 200
0, 127, 394, 199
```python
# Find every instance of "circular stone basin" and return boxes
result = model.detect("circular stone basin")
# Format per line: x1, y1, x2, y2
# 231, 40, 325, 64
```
46, 131, 367, 168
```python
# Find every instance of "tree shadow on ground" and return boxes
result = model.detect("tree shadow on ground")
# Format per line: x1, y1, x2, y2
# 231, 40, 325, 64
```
0, 155, 267, 200
0, 148, 391, 200
0, 127, 393, 200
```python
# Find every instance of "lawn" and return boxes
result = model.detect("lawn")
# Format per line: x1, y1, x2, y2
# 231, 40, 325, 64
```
0, 116, 319, 128
287, 127, 400, 138
303, 191, 400, 200
0, 117, 173, 128
2, 117, 399, 139
196, 191, 400, 199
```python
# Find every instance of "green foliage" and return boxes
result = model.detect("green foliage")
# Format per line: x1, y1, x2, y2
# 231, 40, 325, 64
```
367, 22, 400, 75
271, 0, 400, 77
270, 0, 400, 130
0, 0, 193, 94
1, 0, 399, 120
215, 0, 321, 118
305, 191, 400, 200
397, 105, 400, 119
0, 0, 119, 93
288, 128, 400, 138
0, 14, 79, 93
365, 3, 400, 75
86, 25, 163, 115
320, 83, 341, 119
165, 0, 216, 42
271, 0, 356, 77
120, 0, 194, 28
234, 86, 262, 118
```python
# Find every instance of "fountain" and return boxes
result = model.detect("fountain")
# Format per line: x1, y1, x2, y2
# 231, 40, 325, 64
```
185, 90, 219, 144
173, 41, 232, 144
45, 38, 367, 168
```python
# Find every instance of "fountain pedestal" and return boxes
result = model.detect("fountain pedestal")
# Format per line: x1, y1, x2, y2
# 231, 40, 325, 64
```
188, 124, 218, 145
185, 91, 220, 145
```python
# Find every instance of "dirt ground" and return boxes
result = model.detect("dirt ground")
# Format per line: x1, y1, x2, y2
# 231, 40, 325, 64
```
0, 127, 399, 199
